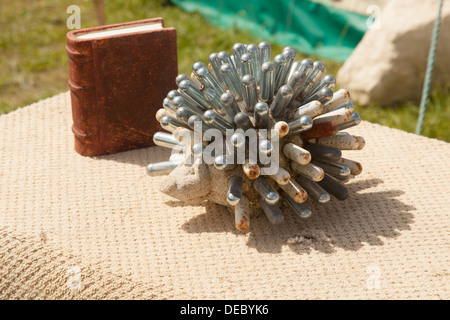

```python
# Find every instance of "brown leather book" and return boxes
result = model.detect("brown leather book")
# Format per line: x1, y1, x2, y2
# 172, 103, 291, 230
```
66, 18, 177, 156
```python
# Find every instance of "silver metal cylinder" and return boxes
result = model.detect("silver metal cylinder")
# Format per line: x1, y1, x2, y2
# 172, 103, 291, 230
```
152, 132, 185, 149
259, 196, 284, 225
218, 52, 241, 94
312, 159, 350, 177
227, 175, 243, 205
338, 112, 361, 132
202, 87, 227, 116
191, 143, 205, 162
295, 175, 330, 204
176, 73, 200, 89
246, 44, 260, 85
281, 47, 296, 86
172, 95, 203, 114
242, 74, 258, 112
303, 87, 334, 105
273, 54, 287, 89
298, 58, 314, 75
163, 98, 176, 112
281, 190, 312, 218
240, 53, 255, 79
260, 62, 274, 103
194, 66, 225, 94
217, 51, 234, 67
234, 112, 254, 131
192, 61, 207, 73
178, 80, 210, 112
259, 139, 272, 155
330, 157, 362, 175
232, 43, 246, 74
176, 106, 198, 123
203, 108, 232, 127
231, 132, 245, 148
270, 84, 293, 118
254, 102, 270, 128
287, 61, 301, 82
287, 115, 312, 134
160, 115, 187, 132
287, 69, 309, 102
146, 160, 181, 176
209, 52, 226, 88
253, 176, 280, 205
220, 63, 244, 102
299, 61, 326, 100
246, 43, 261, 86
317, 174, 349, 201
187, 114, 208, 133
304, 143, 341, 162
258, 41, 271, 66
220, 92, 241, 121
203, 110, 232, 134
166, 89, 181, 103
303, 74, 336, 102
214, 155, 237, 171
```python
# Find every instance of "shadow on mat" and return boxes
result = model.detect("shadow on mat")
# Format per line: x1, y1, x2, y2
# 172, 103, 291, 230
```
179, 178, 415, 254
94, 146, 172, 167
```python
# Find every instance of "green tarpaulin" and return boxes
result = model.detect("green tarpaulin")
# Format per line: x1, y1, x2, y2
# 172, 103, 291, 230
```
170, 0, 368, 61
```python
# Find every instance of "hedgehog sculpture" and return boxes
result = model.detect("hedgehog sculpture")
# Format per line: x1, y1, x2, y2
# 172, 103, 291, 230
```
147, 42, 364, 231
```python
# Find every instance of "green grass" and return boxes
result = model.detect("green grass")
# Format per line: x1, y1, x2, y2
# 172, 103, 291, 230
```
0, 0, 448, 141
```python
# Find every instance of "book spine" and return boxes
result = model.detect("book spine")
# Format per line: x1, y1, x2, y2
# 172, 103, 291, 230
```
66, 38, 101, 156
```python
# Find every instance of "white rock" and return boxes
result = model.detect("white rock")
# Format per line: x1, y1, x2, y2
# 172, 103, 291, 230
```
337, 0, 450, 106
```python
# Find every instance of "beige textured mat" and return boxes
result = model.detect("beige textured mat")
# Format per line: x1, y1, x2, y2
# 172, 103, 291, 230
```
0, 92, 449, 299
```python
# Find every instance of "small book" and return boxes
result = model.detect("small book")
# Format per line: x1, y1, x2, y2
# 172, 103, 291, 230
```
66, 18, 178, 156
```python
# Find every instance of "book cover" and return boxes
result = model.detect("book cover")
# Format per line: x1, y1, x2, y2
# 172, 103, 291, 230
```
66, 17, 178, 156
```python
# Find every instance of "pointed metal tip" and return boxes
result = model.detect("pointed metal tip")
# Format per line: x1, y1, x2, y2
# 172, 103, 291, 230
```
313, 61, 325, 69
258, 41, 271, 49
194, 66, 208, 77
299, 208, 312, 219
340, 166, 351, 176
274, 54, 287, 65
255, 102, 269, 113
300, 115, 312, 129
192, 61, 206, 72
261, 61, 274, 71
318, 193, 330, 204
265, 192, 280, 205
259, 139, 272, 154
178, 79, 191, 90
282, 47, 296, 59
352, 112, 362, 124
231, 132, 245, 147
242, 74, 255, 84
227, 194, 241, 206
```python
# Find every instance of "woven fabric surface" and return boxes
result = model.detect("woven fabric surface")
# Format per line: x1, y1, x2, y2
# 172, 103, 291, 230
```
0, 92, 449, 299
